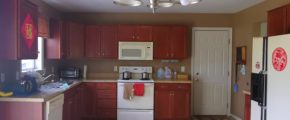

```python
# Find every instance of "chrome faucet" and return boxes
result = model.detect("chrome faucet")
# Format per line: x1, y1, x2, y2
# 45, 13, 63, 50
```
42, 74, 56, 84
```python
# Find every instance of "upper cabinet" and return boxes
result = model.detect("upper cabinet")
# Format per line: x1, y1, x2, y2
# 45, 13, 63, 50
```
0, 0, 38, 60
63, 22, 85, 59
153, 25, 188, 59
46, 19, 64, 59
117, 25, 152, 41
268, 4, 290, 36
85, 25, 118, 58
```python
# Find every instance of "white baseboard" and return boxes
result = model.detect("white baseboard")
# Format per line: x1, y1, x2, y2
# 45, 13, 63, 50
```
230, 114, 242, 120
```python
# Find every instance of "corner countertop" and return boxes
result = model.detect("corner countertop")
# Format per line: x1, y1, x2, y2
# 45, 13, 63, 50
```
0, 81, 82, 103
243, 90, 251, 95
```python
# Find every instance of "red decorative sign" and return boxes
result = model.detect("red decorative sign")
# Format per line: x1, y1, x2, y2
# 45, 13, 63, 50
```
272, 47, 288, 72
21, 14, 37, 49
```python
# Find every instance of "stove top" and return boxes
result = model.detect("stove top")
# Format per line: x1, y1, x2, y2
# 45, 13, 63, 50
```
117, 79, 154, 83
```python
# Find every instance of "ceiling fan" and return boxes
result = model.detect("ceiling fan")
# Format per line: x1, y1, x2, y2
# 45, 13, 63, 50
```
113, 0, 202, 13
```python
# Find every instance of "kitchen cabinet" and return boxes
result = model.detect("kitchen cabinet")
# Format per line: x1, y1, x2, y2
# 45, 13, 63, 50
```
153, 25, 188, 59
0, 0, 38, 60
63, 21, 85, 59
63, 84, 83, 120
118, 25, 152, 41
267, 4, 290, 36
38, 16, 49, 38
155, 83, 191, 120
46, 19, 64, 59
83, 82, 117, 120
85, 25, 118, 58
244, 94, 251, 120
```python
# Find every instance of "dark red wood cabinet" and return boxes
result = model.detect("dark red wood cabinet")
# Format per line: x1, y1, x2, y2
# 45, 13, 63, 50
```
153, 25, 188, 59
46, 19, 64, 59
85, 25, 118, 58
268, 4, 290, 36
63, 84, 84, 120
118, 25, 152, 41
155, 83, 191, 120
0, 0, 38, 60
83, 82, 117, 120
63, 21, 85, 59
244, 94, 251, 120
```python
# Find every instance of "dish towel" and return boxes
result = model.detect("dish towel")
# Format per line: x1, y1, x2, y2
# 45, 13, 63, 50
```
134, 83, 145, 96
123, 83, 134, 100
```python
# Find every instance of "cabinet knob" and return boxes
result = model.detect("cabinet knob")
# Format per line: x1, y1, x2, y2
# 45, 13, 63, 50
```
166, 53, 169, 57
102, 53, 105, 56
171, 53, 174, 57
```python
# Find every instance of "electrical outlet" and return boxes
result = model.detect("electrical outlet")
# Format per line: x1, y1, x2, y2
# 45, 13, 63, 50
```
114, 66, 118, 72
0, 73, 5, 83
181, 66, 185, 73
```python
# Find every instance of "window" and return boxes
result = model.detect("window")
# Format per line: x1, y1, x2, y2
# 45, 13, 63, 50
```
21, 37, 44, 72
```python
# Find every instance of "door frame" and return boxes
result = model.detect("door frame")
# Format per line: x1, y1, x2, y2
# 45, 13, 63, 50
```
191, 27, 232, 116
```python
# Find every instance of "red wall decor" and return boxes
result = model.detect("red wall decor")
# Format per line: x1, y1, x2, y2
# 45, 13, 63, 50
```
21, 14, 37, 49
272, 47, 288, 72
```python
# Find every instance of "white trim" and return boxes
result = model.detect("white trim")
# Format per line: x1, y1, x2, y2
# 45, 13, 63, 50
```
230, 113, 242, 120
191, 27, 232, 116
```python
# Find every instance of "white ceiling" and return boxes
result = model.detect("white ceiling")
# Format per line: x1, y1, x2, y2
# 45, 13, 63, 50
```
42, 0, 265, 13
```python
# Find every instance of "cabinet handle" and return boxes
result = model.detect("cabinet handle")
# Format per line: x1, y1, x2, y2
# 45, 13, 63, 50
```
102, 53, 105, 56
166, 53, 169, 57
132, 35, 135, 39
171, 53, 174, 57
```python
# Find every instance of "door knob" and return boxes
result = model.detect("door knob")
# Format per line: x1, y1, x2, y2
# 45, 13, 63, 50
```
195, 72, 199, 81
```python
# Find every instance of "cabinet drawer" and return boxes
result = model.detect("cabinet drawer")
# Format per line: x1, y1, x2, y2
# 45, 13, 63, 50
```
155, 84, 173, 90
155, 83, 191, 91
173, 84, 191, 91
96, 90, 116, 99
96, 83, 116, 90
96, 109, 117, 119
96, 99, 116, 108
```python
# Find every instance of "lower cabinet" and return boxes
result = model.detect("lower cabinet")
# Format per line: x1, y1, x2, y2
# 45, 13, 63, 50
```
63, 83, 84, 120
155, 83, 191, 120
244, 94, 251, 120
82, 82, 117, 120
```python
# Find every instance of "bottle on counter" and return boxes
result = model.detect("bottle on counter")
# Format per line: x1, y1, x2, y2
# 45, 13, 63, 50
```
164, 67, 172, 79
156, 67, 165, 79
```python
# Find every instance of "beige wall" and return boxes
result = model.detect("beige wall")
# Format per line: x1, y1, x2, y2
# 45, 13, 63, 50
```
232, 0, 290, 118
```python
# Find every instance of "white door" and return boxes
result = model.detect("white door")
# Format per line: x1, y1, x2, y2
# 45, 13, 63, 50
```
192, 29, 230, 115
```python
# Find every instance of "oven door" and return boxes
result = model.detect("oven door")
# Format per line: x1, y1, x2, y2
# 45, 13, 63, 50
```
117, 109, 153, 120
117, 82, 154, 109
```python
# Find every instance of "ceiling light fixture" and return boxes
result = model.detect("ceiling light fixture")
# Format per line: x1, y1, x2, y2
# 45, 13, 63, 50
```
113, 0, 201, 13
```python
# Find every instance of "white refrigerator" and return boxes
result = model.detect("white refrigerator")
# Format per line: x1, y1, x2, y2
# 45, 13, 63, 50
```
251, 34, 290, 120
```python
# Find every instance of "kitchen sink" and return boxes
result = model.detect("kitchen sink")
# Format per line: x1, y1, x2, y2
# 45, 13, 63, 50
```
40, 80, 75, 90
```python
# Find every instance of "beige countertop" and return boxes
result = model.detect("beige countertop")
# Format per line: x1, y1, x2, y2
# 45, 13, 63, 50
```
0, 81, 82, 103
243, 90, 251, 95
0, 78, 191, 102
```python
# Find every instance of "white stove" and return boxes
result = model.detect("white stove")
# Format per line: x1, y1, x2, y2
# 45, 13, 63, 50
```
117, 66, 154, 120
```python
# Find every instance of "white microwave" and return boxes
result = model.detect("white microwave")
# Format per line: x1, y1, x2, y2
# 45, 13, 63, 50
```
118, 42, 153, 60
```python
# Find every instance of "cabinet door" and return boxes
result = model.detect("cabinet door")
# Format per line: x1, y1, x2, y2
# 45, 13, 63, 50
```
46, 19, 63, 59
83, 83, 96, 118
135, 25, 152, 41
65, 22, 84, 58
100, 25, 118, 58
244, 94, 251, 120
173, 90, 191, 120
268, 6, 287, 36
85, 26, 101, 58
155, 89, 173, 119
169, 26, 187, 59
0, 0, 17, 59
118, 25, 135, 41
63, 96, 75, 120
18, 0, 38, 59
153, 26, 171, 59
287, 5, 290, 33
